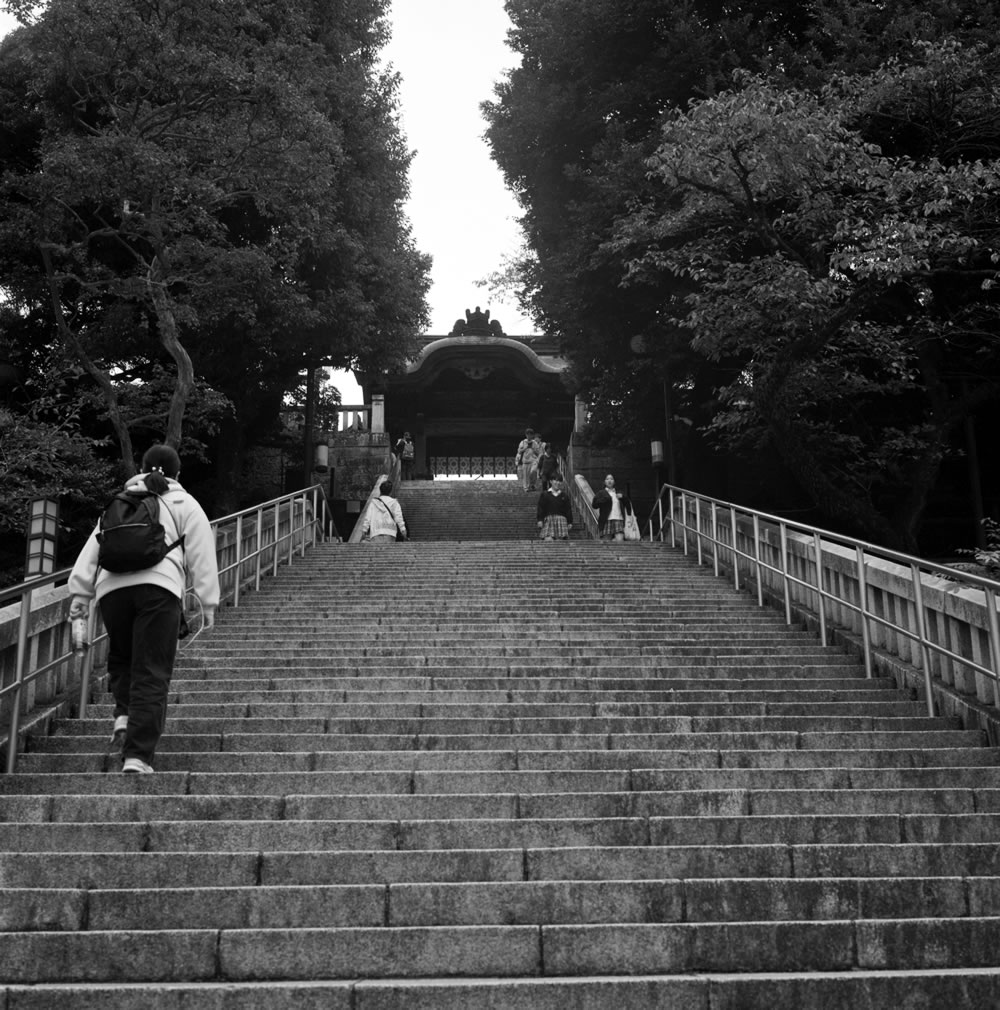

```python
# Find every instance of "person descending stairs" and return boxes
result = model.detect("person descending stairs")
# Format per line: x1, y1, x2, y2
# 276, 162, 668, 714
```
394, 476, 584, 541
3, 481, 1000, 1007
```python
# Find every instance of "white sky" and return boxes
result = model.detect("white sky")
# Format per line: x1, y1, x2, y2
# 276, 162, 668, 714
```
0, 3, 533, 403
383, 0, 532, 337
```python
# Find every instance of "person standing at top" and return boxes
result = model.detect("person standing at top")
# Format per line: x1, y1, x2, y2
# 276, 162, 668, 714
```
591, 473, 629, 542
536, 442, 560, 491
67, 444, 220, 773
536, 476, 574, 540
395, 431, 415, 481
361, 480, 408, 543
515, 428, 542, 493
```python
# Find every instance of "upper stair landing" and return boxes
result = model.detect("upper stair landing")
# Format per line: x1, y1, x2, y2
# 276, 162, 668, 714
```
395, 477, 581, 541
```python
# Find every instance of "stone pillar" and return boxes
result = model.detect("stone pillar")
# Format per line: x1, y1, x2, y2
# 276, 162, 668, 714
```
371, 394, 385, 434
574, 396, 589, 434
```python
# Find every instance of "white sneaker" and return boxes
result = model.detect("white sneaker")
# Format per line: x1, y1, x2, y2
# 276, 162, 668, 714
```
110, 715, 128, 750
122, 757, 154, 774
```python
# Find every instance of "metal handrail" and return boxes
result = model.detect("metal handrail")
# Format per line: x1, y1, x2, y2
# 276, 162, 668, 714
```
569, 475, 601, 540
645, 483, 1000, 720
1, 483, 332, 772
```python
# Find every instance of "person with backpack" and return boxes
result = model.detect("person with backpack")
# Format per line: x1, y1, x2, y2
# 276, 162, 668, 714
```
67, 445, 220, 773
394, 431, 415, 481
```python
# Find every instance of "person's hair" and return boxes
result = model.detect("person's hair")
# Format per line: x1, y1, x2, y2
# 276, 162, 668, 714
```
141, 444, 181, 495
525, 428, 534, 436
379, 481, 393, 496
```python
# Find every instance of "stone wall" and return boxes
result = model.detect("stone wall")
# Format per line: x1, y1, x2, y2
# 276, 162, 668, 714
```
329, 431, 392, 502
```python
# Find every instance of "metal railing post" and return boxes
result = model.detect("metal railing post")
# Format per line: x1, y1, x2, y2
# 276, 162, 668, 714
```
298, 493, 308, 557
254, 507, 264, 592
668, 489, 676, 548
680, 493, 689, 555
711, 503, 720, 578
695, 497, 703, 566
855, 544, 874, 679
4, 589, 33, 774
233, 514, 244, 609
752, 515, 764, 607
76, 608, 98, 719
272, 500, 281, 577
910, 563, 936, 716
730, 509, 740, 591
779, 522, 792, 626
813, 532, 827, 646
984, 587, 1000, 710
657, 494, 664, 542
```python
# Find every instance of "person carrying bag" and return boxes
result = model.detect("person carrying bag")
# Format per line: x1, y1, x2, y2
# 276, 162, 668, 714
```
67, 444, 220, 773
361, 481, 408, 543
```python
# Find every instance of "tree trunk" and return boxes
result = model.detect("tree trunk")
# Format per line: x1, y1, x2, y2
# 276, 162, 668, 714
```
40, 245, 136, 475
147, 256, 193, 450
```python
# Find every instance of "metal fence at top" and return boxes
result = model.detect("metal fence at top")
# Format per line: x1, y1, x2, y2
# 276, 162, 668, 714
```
0, 484, 332, 773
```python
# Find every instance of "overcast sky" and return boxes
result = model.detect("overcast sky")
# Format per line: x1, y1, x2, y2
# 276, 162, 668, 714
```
383, 0, 532, 338
0, 2, 532, 400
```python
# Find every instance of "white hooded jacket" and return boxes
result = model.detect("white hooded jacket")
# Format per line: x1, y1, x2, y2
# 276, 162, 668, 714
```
68, 474, 220, 616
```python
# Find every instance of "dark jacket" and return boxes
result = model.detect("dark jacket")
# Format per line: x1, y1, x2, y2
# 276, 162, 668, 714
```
591, 487, 630, 527
537, 452, 559, 480
537, 489, 573, 523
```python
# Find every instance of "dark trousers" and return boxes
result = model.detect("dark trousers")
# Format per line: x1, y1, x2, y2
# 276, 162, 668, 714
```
100, 584, 181, 765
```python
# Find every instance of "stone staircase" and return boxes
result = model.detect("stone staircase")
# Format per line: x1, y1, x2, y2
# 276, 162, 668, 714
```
397, 477, 578, 540
4, 531, 1000, 1006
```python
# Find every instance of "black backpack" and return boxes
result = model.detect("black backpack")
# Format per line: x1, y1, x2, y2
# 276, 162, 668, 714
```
96, 490, 184, 573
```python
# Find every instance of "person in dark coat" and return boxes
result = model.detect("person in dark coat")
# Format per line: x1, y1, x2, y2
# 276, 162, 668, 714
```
536, 443, 560, 491
536, 476, 574, 540
591, 473, 629, 541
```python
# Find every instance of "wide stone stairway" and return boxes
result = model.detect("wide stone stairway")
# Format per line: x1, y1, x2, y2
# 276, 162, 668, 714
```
4, 481, 1000, 1007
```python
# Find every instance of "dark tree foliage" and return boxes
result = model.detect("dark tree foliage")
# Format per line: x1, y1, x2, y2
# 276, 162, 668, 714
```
485, 0, 1000, 549
0, 0, 430, 519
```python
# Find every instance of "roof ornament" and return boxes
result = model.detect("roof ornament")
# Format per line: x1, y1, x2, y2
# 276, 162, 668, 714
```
450, 305, 505, 337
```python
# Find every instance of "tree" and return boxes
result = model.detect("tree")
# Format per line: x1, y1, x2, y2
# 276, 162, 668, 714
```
484, 0, 817, 455
0, 349, 118, 586
0, 0, 429, 504
612, 43, 1000, 548
486, 0, 1000, 548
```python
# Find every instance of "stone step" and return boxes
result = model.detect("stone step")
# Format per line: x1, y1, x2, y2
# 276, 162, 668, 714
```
8, 801, 1000, 852
71, 701, 929, 721
140, 688, 909, 706
5, 916, 1000, 983
172, 663, 867, 678
6, 842, 1000, 888
4, 874, 998, 932
202, 631, 820, 644
4, 971, 999, 1010
175, 654, 859, 669
38, 726, 980, 752
24, 743, 999, 771
40, 714, 952, 738
2, 785, 993, 825
165, 675, 888, 691
14, 756, 1000, 791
